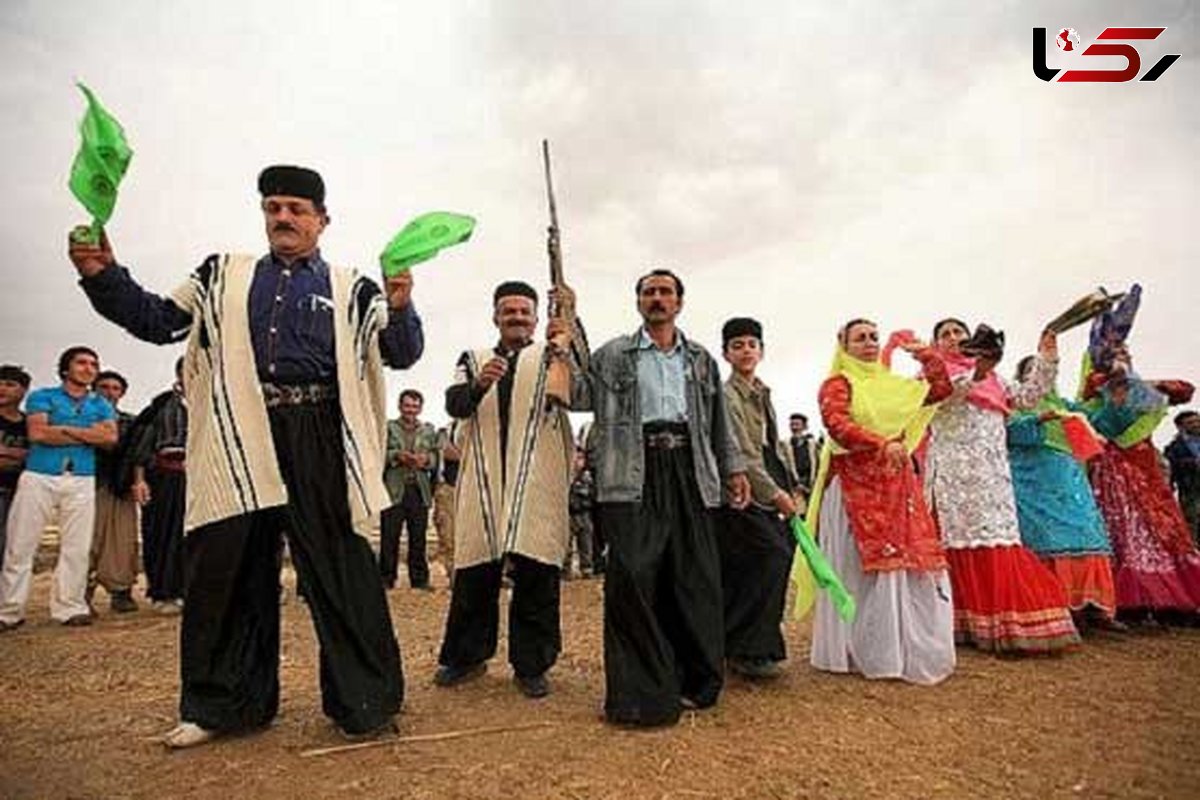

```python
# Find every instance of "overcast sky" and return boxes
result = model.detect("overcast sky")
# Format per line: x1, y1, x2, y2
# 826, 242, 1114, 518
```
0, 1, 1195, 441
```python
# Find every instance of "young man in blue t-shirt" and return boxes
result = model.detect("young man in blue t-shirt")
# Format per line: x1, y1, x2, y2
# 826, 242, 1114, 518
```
0, 347, 117, 630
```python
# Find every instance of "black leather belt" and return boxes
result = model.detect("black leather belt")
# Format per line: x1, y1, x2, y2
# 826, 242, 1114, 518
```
261, 382, 338, 409
643, 422, 689, 450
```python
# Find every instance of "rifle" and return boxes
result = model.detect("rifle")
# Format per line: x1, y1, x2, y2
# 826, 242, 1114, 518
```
541, 140, 587, 402
543, 139, 573, 326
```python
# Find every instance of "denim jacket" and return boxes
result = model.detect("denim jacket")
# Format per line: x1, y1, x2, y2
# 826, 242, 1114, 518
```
574, 327, 744, 507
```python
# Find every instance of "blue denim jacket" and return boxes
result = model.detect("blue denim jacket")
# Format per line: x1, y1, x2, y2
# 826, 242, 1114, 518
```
575, 327, 744, 507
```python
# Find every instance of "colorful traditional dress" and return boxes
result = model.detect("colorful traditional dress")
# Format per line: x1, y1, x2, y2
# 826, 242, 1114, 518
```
809, 345, 956, 685
926, 352, 1079, 653
1084, 374, 1200, 611
1007, 394, 1115, 617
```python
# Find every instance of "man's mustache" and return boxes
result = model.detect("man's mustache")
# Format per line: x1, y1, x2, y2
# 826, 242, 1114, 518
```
649, 302, 666, 312
273, 224, 296, 233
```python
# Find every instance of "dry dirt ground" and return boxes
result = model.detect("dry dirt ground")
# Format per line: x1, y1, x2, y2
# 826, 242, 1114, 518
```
2, 566, 1199, 800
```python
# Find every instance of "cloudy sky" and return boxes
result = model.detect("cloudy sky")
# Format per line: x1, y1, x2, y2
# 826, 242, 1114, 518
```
0, 1, 1195, 440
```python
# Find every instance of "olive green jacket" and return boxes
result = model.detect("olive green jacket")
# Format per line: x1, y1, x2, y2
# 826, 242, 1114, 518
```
383, 419, 439, 506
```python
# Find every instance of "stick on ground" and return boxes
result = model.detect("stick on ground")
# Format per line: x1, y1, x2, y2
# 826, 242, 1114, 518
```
299, 721, 558, 758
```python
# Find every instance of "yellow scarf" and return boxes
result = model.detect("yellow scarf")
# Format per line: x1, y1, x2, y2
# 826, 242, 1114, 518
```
804, 346, 937, 532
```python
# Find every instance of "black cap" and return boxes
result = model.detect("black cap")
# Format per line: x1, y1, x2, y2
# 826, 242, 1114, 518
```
258, 165, 325, 207
0, 364, 30, 387
722, 317, 763, 347
493, 281, 538, 307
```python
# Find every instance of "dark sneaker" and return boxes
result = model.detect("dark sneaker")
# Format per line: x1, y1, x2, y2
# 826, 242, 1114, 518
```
339, 718, 399, 742
433, 662, 486, 687
515, 672, 549, 699
110, 591, 139, 614
411, 583, 435, 593
62, 614, 93, 627
0, 619, 24, 633
729, 657, 783, 680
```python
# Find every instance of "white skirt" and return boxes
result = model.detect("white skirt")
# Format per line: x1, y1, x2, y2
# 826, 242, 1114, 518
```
809, 478, 956, 685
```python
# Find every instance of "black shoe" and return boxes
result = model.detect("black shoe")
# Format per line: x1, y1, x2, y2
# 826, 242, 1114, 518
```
110, 590, 139, 614
433, 662, 486, 687
0, 619, 24, 633
62, 614, 93, 627
411, 583, 434, 592
339, 718, 399, 742
729, 657, 783, 680
515, 672, 549, 699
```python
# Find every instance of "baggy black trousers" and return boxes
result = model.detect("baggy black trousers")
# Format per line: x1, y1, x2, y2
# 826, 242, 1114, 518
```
379, 484, 430, 588
142, 469, 186, 601
714, 505, 796, 662
437, 553, 561, 679
179, 400, 404, 735
598, 443, 724, 726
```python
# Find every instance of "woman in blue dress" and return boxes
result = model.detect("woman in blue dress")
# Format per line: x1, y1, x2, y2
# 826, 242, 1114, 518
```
1007, 355, 1117, 631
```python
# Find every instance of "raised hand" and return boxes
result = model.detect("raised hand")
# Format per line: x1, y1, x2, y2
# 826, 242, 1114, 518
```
385, 270, 414, 310
67, 226, 115, 278
475, 356, 509, 391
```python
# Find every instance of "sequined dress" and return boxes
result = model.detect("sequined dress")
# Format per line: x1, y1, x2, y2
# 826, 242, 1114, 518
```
926, 355, 1080, 652
1086, 378, 1200, 612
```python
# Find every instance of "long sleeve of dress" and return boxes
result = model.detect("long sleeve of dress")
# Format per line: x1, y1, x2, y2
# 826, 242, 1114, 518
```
819, 376, 888, 453
1006, 415, 1045, 448
913, 348, 953, 404
1156, 380, 1195, 406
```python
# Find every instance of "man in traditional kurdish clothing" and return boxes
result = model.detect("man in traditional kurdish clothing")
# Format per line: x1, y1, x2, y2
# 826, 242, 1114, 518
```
87, 370, 140, 614
68, 165, 421, 747
717, 318, 797, 679
380, 389, 439, 590
434, 280, 579, 699
127, 357, 189, 613
575, 269, 750, 727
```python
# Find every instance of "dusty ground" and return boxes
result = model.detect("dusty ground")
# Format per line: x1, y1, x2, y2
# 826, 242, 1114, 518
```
2, 565, 1199, 800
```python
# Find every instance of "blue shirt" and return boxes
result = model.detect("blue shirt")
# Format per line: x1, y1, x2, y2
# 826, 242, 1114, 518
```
24, 386, 115, 477
248, 251, 336, 382
636, 328, 688, 424
80, 251, 424, 380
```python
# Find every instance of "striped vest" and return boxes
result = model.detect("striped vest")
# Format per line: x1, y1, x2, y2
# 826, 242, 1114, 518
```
169, 253, 390, 538
453, 343, 573, 569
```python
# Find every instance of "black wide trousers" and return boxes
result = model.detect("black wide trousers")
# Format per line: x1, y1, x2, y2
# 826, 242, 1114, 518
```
438, 553, 562, 679
714, 506, 795, 662
597, 443, 725, 726
142, 469, 186, 601
179, 400, 404, 735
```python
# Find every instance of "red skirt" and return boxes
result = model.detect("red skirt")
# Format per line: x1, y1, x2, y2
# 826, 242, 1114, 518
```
1090, 443, 1200, 611
1041, 554, 1116, 617
946, 545, 1080, 654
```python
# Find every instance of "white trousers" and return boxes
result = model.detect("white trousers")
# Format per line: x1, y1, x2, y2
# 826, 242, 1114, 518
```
810, 478, 956, 685
0, 471, 96, 623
